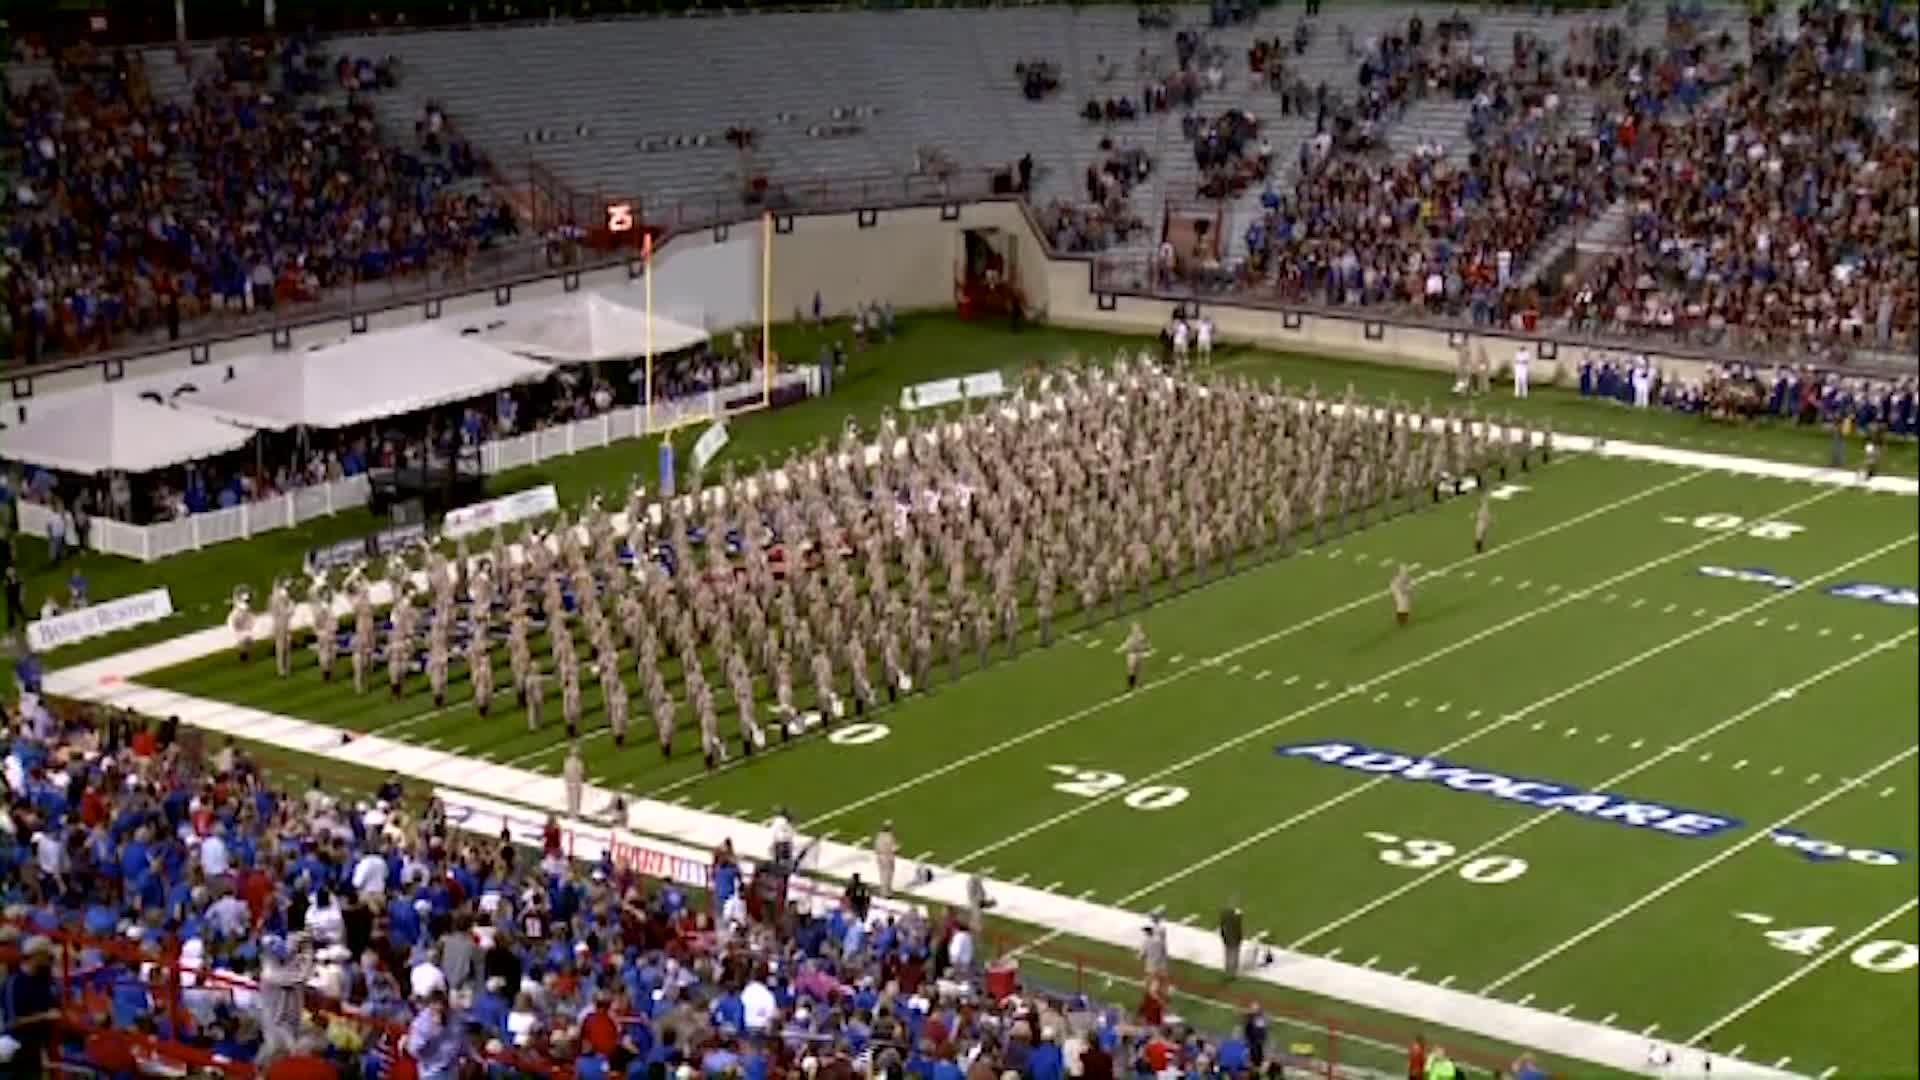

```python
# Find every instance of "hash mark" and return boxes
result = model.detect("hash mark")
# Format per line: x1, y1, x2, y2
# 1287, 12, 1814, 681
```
1630, 597, 1646, 609
1754, 618, 1769, 628
1818, 627, 1832, 637
1692, 608, 1709, 618
1314, 680, 1330, 690
699, 801, 720, 812
1228, 664, 1243, 676
1490, 575, 1505, 586
1373, 692, 1392, 704
1008, 873, 1030, 885
1599, 1012, 1616, 1025
1786, 623, 1800, 632
1170, 654, 1186, 665
1771, 765, 1786, 776
1517, 993, 1535, 1006
1557, 1004, 1575, 1017
1530, 721, 1546, 732
1642, 1023, 1661, 1037
1281, 673, 1298, 684
1462, 569, 1477, 579
1817, 1068, 1835, 1080
1563, 726, 1579, 738
1043, 880, 1064, 891
1516, 579, 1533, 590
1075, 889, 1097, 900
1852, 632, 1866, 642
1699, 752, 1713, 763
1466, 709, 1483, 720
1400, 965, 1419, 978
1403, 697, 1421, 709
1545, 583, 1562, 594
1775, 1059, 1792, 1070
1596, 733, 1612, 744
911, 850, 934, 861
1326, 946, 1343, 959
1882, 787, 1898, 799
1362, 955, 1379, 969
1435, 702, 1451, 713
1602, 593, 1617, 603
1628, 738, 1644, 749
1733, 759, 1748, 770
1327, 550, 1343, 559
1254, 669, 1273, 680
1806, 773, 1822, 785
1662, 603, 1677, 614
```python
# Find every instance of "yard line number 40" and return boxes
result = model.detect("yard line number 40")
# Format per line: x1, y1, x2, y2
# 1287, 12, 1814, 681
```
1738, 912, 1918, 974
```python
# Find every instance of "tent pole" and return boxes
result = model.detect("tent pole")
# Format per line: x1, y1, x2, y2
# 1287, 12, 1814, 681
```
644, 231, 654, 434
761, 210, 772, 408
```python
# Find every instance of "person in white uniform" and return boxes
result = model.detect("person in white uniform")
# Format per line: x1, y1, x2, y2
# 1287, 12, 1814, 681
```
1511, 346, 1532, 399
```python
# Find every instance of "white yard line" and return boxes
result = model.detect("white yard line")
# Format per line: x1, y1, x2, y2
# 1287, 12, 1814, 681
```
1482, 745, 1919, 995
1687, 897, 1920, 1045
801, 469, 1704, 829
1288, 627, 1916, 949
948, 485, 1851, 868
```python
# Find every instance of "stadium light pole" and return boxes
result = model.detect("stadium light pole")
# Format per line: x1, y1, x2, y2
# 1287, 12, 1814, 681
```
644, 230, 654, 433
762, 210, 773, 409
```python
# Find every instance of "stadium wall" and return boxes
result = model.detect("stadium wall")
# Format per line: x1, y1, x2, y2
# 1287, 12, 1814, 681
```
6, 198, 1726, 406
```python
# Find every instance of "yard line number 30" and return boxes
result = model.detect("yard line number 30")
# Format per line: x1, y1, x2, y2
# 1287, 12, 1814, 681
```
1367, 832, 1531, 884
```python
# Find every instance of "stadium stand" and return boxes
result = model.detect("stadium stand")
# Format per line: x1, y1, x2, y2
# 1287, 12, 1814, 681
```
5, 2, 1913, 368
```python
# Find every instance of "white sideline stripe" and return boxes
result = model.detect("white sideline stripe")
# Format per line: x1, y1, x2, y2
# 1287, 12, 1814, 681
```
1289, 627, 1916, 949
798, 469, 1704, 829
951, 484, 1849, 869
1689, 897, 1920, 1046
1484, 745, 1919, 995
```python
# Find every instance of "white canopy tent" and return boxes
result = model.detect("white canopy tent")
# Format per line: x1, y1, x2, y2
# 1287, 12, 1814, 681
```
0, 390, 254, 475
179, 324, 554, 430
485, 290, 710, 362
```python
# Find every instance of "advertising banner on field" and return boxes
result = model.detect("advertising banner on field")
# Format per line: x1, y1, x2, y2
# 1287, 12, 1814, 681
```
441, 484, 559, 539
28, 587, 174, 652
901, 370, 1008, 412
690, 421, 730, 473
305, 521, 431, 574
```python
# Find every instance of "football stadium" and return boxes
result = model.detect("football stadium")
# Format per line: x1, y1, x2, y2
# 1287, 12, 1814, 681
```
1, 1, 1915, 1077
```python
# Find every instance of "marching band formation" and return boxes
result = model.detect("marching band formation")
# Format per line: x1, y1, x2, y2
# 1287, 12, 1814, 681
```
228, 353, 1552, 772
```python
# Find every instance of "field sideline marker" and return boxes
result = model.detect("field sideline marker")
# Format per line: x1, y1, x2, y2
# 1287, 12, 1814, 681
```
948, 485, 1860, 871
799, 469, 1707, 830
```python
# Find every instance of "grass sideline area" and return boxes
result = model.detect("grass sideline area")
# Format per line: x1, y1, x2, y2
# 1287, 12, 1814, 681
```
22, 313, 1915, 677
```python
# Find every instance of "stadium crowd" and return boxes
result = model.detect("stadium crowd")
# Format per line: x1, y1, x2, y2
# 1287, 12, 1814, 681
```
2, 34, 517, 364
0, 690, 1326, 1079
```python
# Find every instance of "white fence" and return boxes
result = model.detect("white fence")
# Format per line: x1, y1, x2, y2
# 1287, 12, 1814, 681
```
21, 368, 816, 564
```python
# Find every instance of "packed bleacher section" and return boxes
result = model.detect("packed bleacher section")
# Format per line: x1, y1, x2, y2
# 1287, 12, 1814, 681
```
1572, 349, 1917, 435
3, 2, 1914, 372
0, 695, 1454, 1079
2, 34, 518, 365
1558, 2, 1919, 356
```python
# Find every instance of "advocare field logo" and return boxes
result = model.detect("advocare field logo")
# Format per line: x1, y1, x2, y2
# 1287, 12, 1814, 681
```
1274, 741, 1742, 839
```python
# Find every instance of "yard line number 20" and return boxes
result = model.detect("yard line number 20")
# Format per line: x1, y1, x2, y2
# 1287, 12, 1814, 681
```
1047, 766, 1191, 810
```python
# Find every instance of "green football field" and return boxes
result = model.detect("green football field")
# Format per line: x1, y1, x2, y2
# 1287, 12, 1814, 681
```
132, 449, 1920, 1075
41, 317, 1920, 1075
